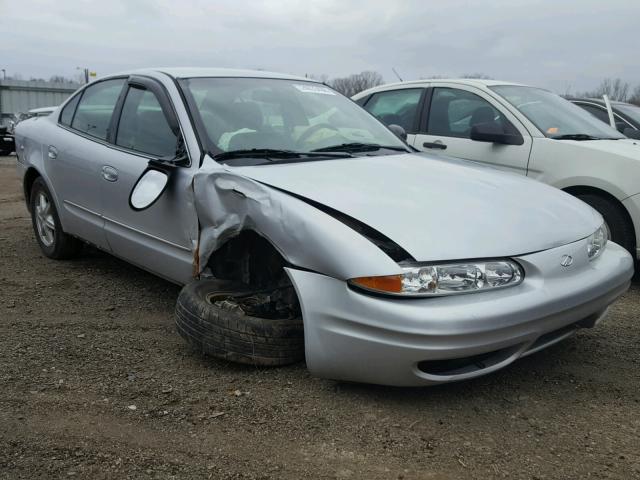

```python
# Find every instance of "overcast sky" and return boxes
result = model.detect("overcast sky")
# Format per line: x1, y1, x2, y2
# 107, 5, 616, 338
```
1, 0, 638, 94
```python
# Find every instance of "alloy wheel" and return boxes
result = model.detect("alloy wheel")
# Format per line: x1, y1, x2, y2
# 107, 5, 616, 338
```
34, 191, 55, 247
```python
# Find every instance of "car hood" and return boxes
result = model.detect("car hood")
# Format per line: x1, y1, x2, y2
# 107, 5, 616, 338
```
232, 153, 602, 261
574, 138, 640, 156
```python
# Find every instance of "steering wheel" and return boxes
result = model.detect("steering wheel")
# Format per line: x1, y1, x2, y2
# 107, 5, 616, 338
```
296, 123, 341, 147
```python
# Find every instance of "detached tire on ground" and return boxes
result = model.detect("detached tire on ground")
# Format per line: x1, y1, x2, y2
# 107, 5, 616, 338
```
577, 194, 636, 255
175, 279, 304, 366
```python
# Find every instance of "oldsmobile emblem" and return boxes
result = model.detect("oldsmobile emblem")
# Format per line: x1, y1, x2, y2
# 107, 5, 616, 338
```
560, 255, 574, 267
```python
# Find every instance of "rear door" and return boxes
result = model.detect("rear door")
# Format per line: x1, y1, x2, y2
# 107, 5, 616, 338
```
413, 85, 532, 175
361, 87, 426, 145
51, 78, 126, 249
100, 76, 198, 284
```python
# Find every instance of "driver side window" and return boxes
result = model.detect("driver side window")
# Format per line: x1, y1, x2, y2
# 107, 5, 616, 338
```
115, 87, 178, 158
427, 88, 518, 139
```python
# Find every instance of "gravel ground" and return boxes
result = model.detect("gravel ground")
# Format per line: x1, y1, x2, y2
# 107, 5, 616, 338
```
1, 155, 639, 480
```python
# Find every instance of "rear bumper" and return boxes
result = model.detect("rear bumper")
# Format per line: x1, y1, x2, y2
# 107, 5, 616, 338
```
287, 239, 633, 386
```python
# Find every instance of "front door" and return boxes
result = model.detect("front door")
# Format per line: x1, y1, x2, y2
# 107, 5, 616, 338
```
414, 85, 532, 175
100, 78, 198, 284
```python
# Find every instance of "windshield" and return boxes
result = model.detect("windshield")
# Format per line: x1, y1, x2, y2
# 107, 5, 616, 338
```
490, 85, 624, 140
179, 77, 407, 160
616, 103, 640, 125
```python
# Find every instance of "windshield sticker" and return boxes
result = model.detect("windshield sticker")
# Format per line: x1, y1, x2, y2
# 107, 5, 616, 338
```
293, 84, 336, 95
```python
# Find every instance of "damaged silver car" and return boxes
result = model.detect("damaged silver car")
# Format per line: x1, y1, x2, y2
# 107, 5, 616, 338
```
15, 68, 634, 386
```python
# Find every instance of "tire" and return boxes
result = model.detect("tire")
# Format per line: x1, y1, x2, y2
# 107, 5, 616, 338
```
577, 194, 635, 255
175, 279, 304, 366
29, 177, 83, 259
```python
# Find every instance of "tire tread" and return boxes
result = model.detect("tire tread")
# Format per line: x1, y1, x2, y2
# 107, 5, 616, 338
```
175, 280, 304, 366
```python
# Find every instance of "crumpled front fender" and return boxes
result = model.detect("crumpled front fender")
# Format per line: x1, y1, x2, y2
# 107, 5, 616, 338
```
192, 168, 402, 280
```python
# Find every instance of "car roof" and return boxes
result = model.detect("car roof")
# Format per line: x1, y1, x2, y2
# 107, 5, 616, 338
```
117, 67, 316, 82
353, 78, 528, 98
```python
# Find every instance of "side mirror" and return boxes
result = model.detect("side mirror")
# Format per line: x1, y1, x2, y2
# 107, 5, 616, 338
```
129, 169, 169, 210
387, 124, 407, 141
623, 127, 640, 140
470, 123, 524, 146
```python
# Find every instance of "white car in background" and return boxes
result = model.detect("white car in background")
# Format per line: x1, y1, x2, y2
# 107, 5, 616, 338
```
354, 80, 640, 259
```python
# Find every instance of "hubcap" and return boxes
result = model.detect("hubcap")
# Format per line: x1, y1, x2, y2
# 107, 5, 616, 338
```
34, 191, 55, 247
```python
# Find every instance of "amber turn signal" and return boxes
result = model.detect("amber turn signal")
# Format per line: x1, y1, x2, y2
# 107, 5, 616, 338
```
350, 275, 403, 293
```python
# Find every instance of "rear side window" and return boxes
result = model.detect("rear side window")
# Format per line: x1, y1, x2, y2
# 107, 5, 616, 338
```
364, 89, 422, 132
71, 79, 125, 140
115, 87, 177, 157
59, 94, 81, 126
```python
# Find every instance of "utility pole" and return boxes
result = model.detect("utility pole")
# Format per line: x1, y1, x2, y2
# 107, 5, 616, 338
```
76, 67, 91, 84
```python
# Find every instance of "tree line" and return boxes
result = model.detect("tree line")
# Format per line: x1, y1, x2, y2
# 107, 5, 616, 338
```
3, 70, 640, 106
574, 78, 640, 105
1, 73, 82, 84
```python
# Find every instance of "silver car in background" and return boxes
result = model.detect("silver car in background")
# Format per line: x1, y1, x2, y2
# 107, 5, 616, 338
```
15, 68, 633, 386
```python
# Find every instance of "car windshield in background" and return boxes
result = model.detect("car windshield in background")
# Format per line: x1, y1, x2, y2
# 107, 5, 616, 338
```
179, 77, 408, 163
616, 103, 640, 125
490, 85, 625, 140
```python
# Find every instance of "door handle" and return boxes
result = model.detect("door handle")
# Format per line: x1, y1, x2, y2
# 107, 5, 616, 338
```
48, 145, 58, 159
423, 141, 447, 150
101, 165, 118, 182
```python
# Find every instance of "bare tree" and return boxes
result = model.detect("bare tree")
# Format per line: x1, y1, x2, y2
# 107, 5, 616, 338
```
460, 73, 494, 79
329, 71, 384, 97
49, 75, 74, 83
582, 78, 630, 101
419, 74, 447, 80
629, 85, 640, 106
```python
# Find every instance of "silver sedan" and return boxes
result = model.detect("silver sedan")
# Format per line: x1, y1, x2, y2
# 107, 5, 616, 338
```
15, 68, 633, 386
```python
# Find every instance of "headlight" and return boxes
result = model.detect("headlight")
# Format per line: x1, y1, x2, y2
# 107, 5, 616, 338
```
349, 260, 523, 297
587, 225, 607, 260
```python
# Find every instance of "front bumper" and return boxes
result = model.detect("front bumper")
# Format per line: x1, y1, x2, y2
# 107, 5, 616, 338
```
622, 193, 640, 259
286, 239, 633, 386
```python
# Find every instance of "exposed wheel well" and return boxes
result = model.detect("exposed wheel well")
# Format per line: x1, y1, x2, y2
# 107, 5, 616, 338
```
23, 167, 41, 212
563, 185, 636, 248
205, 230, 301, 317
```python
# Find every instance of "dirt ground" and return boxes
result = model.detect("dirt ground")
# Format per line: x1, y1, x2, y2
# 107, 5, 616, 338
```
0, 155, 639, 480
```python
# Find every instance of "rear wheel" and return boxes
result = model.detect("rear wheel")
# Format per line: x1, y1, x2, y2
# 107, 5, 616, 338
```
29, 177, 82, 259
577, 194, 635, 255
175, 279, 304, 366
